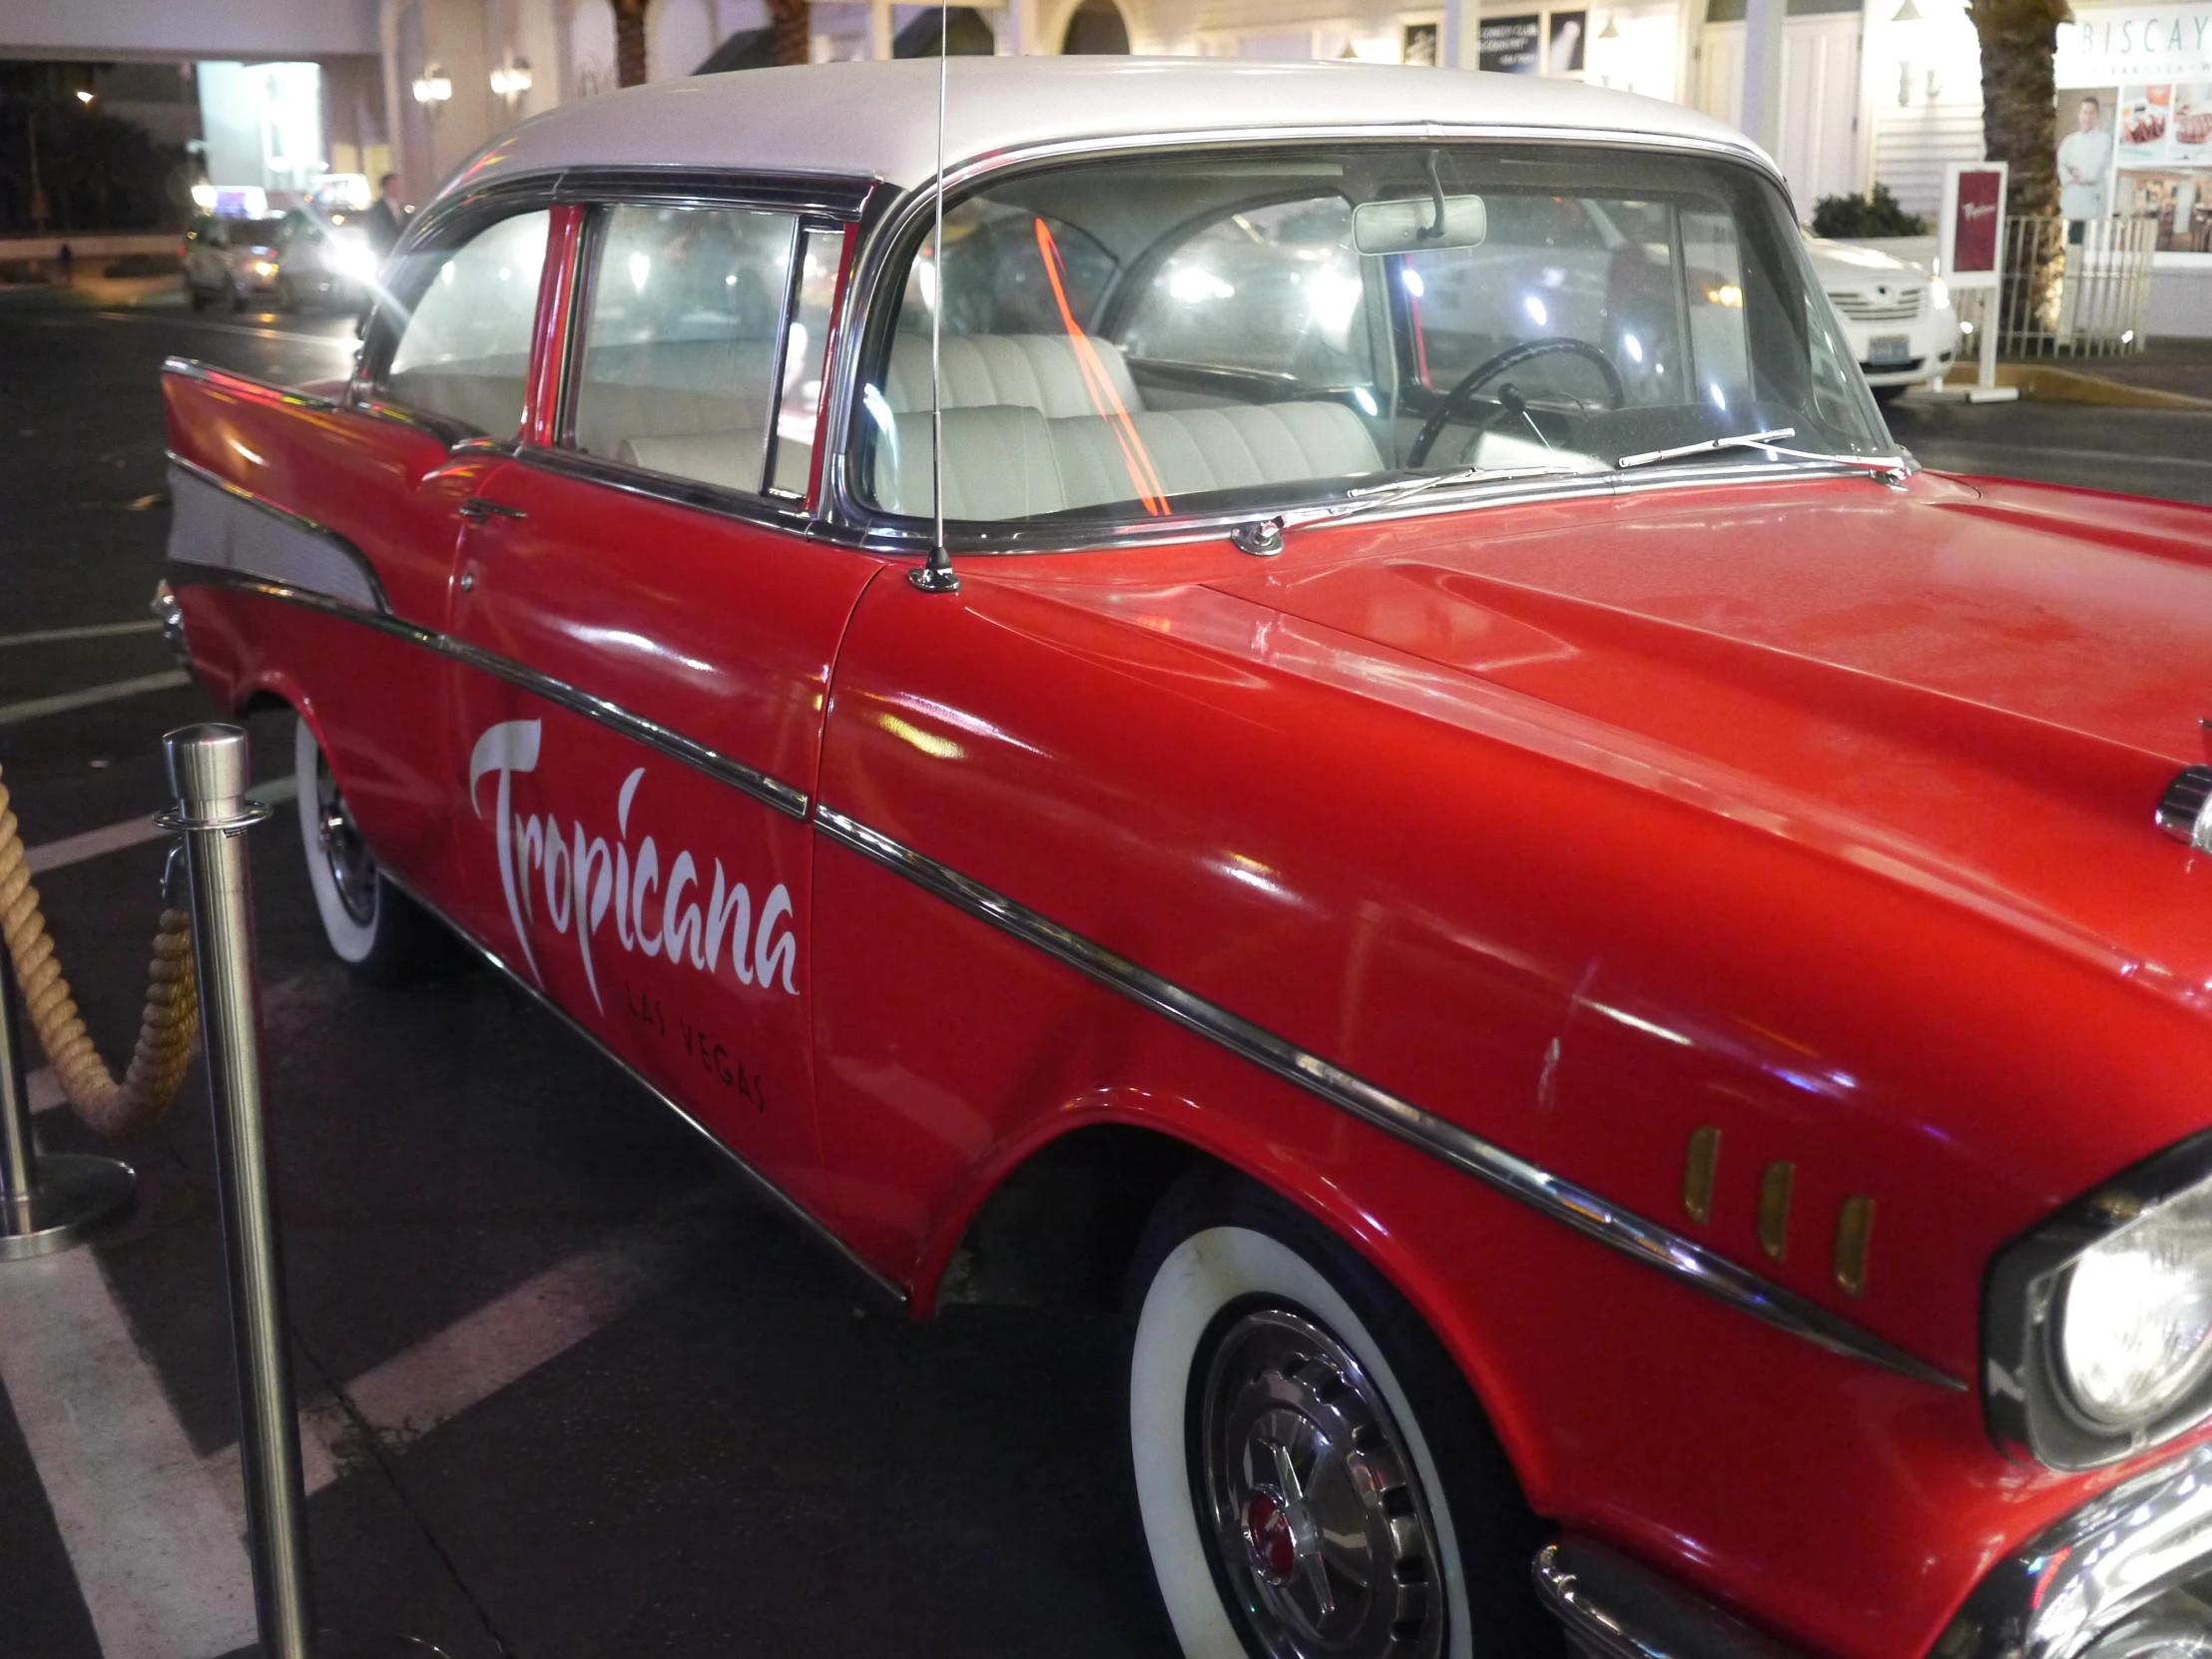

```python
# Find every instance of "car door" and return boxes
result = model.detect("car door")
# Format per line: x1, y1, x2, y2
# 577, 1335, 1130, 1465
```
442, 192, 874, 1205
289, 202, 558, 899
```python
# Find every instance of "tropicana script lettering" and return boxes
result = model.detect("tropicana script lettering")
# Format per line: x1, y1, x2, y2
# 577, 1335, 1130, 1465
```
468, 720, 799, 1012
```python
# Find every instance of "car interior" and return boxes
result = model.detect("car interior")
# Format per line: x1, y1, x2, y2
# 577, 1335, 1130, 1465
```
366, 144, 1878, 522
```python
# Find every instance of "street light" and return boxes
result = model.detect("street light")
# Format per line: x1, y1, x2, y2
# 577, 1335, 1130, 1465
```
490, 58, 534, 103
410, 65, 453, 115
73, 89, 94, 105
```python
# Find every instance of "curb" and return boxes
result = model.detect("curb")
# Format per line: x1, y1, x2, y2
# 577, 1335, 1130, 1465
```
1992, 362, 2212, 410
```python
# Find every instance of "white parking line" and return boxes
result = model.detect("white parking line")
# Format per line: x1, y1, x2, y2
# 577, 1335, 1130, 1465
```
0, 1250, 256, 1659
0, 621, 164, 651
0, 670, 193, 726
21, 775, 296, 878
203, 1213, 702, 1520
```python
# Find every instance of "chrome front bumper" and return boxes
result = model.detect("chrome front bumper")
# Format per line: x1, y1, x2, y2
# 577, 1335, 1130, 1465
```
1536, 1444, 2212, 1659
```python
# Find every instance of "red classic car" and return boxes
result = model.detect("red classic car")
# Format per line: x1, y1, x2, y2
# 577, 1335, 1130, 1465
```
158, 56, 2212, 1659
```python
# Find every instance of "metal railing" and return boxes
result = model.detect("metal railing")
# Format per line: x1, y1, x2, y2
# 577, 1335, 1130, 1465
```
1997, 215, 2158, 358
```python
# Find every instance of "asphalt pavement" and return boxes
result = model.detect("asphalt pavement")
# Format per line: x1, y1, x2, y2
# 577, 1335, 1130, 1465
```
0, 286, 2205, 1659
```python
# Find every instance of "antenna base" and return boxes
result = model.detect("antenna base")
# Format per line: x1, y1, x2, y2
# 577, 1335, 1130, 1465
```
908, 562, 961, 595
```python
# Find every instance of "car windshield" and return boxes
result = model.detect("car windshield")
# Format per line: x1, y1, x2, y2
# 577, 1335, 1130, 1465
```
853, 141, 1886, 529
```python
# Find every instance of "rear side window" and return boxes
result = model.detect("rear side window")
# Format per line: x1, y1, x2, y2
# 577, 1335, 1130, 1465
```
568, 205, 828, 498
383, 210, 551, 440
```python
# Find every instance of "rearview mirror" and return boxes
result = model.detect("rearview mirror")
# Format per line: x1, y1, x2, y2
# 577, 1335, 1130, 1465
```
1353, 195, 1487, 257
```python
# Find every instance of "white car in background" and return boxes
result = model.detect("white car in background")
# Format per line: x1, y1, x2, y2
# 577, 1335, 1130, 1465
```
1804, 236, 1961, 400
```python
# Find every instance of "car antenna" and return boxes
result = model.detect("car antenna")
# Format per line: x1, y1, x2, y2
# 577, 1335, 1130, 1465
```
909, 6, 961, 595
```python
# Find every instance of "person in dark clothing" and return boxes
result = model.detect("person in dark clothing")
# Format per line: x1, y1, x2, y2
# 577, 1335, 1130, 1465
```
364, 174, 408, 259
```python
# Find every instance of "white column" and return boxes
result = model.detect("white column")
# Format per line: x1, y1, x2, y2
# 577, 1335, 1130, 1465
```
868, 0, 894, 58
1442, 0, 1479, 67
1001, 0, 1040, 54
1740, 0, 1786, 156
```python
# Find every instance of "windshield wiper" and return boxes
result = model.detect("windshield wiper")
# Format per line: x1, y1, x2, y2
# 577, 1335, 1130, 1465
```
1617, 426, 1910, 482
1616, 427, 1797, 468
1230, 462, 1593, 553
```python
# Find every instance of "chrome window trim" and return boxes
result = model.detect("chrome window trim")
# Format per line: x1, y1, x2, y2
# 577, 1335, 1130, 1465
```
165, 450, 393, 614
167, 562, 811, 820
547, 165, 878, 220
817, 123, 1810, 549
811, 804, 1963, 1391
162, 354, 341, 413
513, 443, 820, 534
375, 865, 907, 1309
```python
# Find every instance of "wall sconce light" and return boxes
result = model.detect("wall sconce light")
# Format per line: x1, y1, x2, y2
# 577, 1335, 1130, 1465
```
1598, 13, 1620, 38
490, 58, 534, 101
411, 65, 453, 112
1892, 0, 1921, 18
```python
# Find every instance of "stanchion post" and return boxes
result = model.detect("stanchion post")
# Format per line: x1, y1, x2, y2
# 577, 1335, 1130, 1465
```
164, 723, 315, 1659
0, 899, 136, 1264
0, 965, 38, 1237
164, 725, 442, 1659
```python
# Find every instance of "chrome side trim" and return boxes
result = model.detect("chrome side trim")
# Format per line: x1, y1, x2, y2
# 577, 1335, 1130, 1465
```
813, 805, 1964, 1390
1940, 1438, 2212, 1659
165, 454, 391, 614
377, 868, 907, 1309
1532, 1539, 1805, 1659
167, 565, 811, 821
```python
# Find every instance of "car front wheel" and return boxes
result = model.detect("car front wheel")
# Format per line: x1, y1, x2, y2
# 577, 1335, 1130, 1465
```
1126, 1170, 1556, 1659
293, 716, 441, 984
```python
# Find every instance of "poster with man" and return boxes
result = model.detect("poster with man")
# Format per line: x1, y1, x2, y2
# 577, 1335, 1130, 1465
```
2057, 92, 2115, 220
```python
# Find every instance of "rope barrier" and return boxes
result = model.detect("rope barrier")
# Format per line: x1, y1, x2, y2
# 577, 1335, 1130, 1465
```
0, 767, 199, 1137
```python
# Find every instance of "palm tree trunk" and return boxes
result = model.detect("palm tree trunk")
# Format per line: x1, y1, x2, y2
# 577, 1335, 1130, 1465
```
1967, 0, 2070, 335
1966, 0, 2068, 218
769, 0, 812, 65
612, 0, 650, 86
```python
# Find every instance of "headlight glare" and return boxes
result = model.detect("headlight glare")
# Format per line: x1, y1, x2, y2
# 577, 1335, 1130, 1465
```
2060, 1185, 2212, 1425
1931, 276, 1952, 311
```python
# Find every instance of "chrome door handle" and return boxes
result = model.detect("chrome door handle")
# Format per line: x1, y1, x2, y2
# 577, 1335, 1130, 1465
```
459, 497, 526, 522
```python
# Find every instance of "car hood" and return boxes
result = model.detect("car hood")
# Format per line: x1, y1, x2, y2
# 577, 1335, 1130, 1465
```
1804, 236, 1927, 283
1206, 470, 2212, 992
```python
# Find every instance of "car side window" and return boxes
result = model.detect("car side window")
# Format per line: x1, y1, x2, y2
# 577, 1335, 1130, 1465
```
569, 205, 819, 497
383, 210, 551, 441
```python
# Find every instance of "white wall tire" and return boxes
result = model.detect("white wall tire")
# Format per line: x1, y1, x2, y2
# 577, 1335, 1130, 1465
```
1127, 1171, 1554, 1659
293, 716, 440, 983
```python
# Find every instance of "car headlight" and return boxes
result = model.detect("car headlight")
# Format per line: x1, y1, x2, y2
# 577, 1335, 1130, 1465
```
325, 237, 376, 281
1931, 276, 1952, 311
2061, 1185, 2212, 1423
1987, 1133, 2212, 1469
252, 260, 277, 278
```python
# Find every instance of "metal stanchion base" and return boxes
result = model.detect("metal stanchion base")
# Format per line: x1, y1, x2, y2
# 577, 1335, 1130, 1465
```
0, 1153, 135, 1262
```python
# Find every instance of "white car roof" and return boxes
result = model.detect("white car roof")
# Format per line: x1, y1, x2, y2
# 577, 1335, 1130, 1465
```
453, 56, 1773, 204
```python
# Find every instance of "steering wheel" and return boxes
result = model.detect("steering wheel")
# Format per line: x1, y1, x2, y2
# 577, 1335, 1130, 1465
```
1406, 337, 1626, 467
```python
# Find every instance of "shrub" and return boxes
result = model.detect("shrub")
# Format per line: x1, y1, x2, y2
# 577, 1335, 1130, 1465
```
1810, 184, 1930, 239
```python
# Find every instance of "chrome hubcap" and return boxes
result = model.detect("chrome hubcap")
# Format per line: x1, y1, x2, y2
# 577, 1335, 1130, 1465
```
313, 756, 377, 925
1199, 1307, 1444, 1659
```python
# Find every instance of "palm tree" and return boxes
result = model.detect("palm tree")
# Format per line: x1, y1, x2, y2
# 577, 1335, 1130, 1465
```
1966, 0, 2066, 219
613, 0, 649, 86
769, 0, 812, 65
